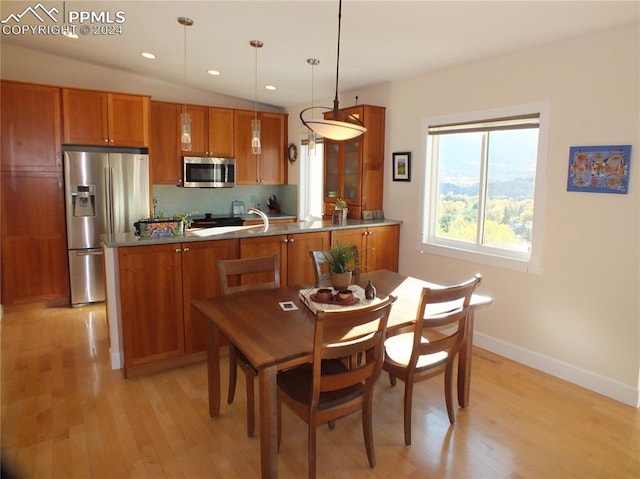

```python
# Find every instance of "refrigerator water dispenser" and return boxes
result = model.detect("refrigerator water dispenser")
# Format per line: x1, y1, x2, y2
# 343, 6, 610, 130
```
72, 185, 96, 217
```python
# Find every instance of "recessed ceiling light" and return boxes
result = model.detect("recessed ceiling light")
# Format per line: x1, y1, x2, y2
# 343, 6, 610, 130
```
142, 52, 156, 59
265, 85, 276, 91
207, 69, 221, 76
63, 31, 78, 39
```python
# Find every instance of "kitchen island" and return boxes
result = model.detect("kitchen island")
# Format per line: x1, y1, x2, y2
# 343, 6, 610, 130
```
103, 218, 401, 376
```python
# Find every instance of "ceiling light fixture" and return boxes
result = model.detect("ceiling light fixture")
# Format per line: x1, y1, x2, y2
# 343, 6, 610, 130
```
207, 69, 221, 76
250, 40, 263, 155
178, 16, 193, 151
141, 52, 156, 59
306, 58, 320, 151
299, 0, 366, 141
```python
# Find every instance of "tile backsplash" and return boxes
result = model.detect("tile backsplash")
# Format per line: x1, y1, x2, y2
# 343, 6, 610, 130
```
153, 184, 297, 218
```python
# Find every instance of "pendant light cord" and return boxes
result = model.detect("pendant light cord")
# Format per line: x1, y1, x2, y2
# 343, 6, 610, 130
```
183, 21, 187, 114
332, 0, 342, 116
254, 43, 258, 121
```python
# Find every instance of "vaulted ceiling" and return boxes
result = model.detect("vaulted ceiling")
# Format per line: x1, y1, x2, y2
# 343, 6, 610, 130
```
2, 1, 638, 107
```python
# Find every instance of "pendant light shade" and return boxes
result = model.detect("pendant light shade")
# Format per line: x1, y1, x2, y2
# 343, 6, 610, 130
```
300, 0, 366, 141
250, 40, 263, 155
178, 16, 193, 151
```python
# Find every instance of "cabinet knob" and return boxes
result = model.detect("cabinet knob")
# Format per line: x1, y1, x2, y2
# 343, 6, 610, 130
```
283, 238, 289, 243
104, 139, 109, 143
289, 238, 294, 243
175, 248, 181, 253
183, 247, 190, 252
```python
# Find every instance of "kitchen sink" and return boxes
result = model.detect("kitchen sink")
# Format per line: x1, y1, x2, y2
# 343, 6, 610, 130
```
185, 225, 263, 237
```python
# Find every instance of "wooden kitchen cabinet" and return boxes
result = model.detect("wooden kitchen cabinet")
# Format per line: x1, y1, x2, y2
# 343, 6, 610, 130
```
117, 239, 238, 376
1, 171, 69, 305
118, 243, 185, 372
62, 88, 150, 147
1, 81, 62, 172
150, 101, 182, 184
182, 104, 235, 158
323, 105, 386, 219
1, 81, 69, 306
181, 239, 239, 353
240, 231, 329, 287
331, 225, 399, 273
150, 101, 235, 185
234, 109, 287, 185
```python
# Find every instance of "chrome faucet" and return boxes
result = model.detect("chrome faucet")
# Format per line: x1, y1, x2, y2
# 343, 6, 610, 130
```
247, 207, 269, 231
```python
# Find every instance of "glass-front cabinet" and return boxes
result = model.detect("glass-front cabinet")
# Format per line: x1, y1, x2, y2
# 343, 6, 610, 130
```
323, 105, 386, 219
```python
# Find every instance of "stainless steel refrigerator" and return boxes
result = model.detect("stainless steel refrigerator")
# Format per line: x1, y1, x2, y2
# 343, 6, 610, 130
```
64, 146, 150, 305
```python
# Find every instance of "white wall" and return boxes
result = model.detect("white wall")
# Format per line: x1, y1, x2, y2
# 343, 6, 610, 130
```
289, 23, 640, 406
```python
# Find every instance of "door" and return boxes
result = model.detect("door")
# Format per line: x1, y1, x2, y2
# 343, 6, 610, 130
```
108, 152, 150, 235
240, 235, 288, 285
182, 239, 239, 353
150, 101, 182, 185
286, 231, 330, 287
62, 89, 109, 145
1, 81, 62, 172
119, 244, 185, 371
64, 150, 109, 250
68, 248, 105, 304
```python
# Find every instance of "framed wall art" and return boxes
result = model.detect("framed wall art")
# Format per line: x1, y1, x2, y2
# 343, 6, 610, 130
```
567, 145, 631, 194
392, 152, 411, 182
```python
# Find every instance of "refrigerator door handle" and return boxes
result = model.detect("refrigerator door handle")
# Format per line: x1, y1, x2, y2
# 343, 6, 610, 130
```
105, 166, 115, 236
76, 249, 104, 256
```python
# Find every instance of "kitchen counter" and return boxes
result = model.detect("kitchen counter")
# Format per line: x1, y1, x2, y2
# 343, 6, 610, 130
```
102, 218, 402, 248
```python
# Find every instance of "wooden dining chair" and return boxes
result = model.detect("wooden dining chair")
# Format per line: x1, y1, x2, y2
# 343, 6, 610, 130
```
309, 245, 359, 287
383, 274, 481, 446
276, 295, 396, 479
216, 254, 281, 437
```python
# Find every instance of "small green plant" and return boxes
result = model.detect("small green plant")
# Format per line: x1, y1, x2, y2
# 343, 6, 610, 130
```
334, 198, 348, 210
173, 210, 199, 228
322, 242, 358, 274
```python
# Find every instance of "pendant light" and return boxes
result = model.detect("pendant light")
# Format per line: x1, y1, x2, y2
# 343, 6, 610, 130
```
306, 58, 320, 151
250, 40, 263, 155
299, 0, 366, 141
178, 16, 193, 151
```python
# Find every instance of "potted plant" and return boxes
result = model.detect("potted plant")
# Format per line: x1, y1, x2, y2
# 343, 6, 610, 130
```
173, 210, 199, 230
332, 197, 348, 225
322, 242, 358, 290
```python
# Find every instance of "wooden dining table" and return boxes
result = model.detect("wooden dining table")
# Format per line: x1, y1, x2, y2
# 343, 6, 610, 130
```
192, 269, 492, 479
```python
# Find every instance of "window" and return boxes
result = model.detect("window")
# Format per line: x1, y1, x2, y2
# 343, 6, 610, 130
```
421, 104, 548, 272
298, 138, 324, 221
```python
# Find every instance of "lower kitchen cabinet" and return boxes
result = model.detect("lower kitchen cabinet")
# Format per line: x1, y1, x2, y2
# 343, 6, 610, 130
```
117, 239, 238, 376
240, 231, 330, 287
1, 171, 69, 305
331, 225, 400, 273
182, 239, 239, 353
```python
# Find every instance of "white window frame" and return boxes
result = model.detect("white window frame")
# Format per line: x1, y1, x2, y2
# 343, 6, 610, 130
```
419, 102, 549, 274
298, 137, 324, 222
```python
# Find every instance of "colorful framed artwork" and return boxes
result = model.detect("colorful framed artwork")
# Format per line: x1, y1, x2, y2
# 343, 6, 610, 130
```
392, 152, 411, 181
567, 145, 631, 194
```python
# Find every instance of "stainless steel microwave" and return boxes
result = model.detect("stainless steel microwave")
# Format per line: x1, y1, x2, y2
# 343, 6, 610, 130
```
183, 156, 235, 188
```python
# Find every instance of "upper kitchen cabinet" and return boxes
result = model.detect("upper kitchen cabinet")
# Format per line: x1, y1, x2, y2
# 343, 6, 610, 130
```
183, 105, 234, 158
62, 88, 150, 147
234, 109, 287, 185
150, 102, 235, 185
1, 80, 62, 172
150, 101, 182, 185
323, 105, 386, 219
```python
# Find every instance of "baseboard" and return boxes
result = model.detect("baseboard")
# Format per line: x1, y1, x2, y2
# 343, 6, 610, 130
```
474, 332, 640, 408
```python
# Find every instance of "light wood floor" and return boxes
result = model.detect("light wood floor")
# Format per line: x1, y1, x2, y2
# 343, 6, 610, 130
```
1, 304, 638, 479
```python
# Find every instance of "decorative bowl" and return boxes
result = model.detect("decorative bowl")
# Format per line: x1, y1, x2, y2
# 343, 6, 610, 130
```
134, 219, 184, 238
315, 288, 334, 302
336, 289, 354, 302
